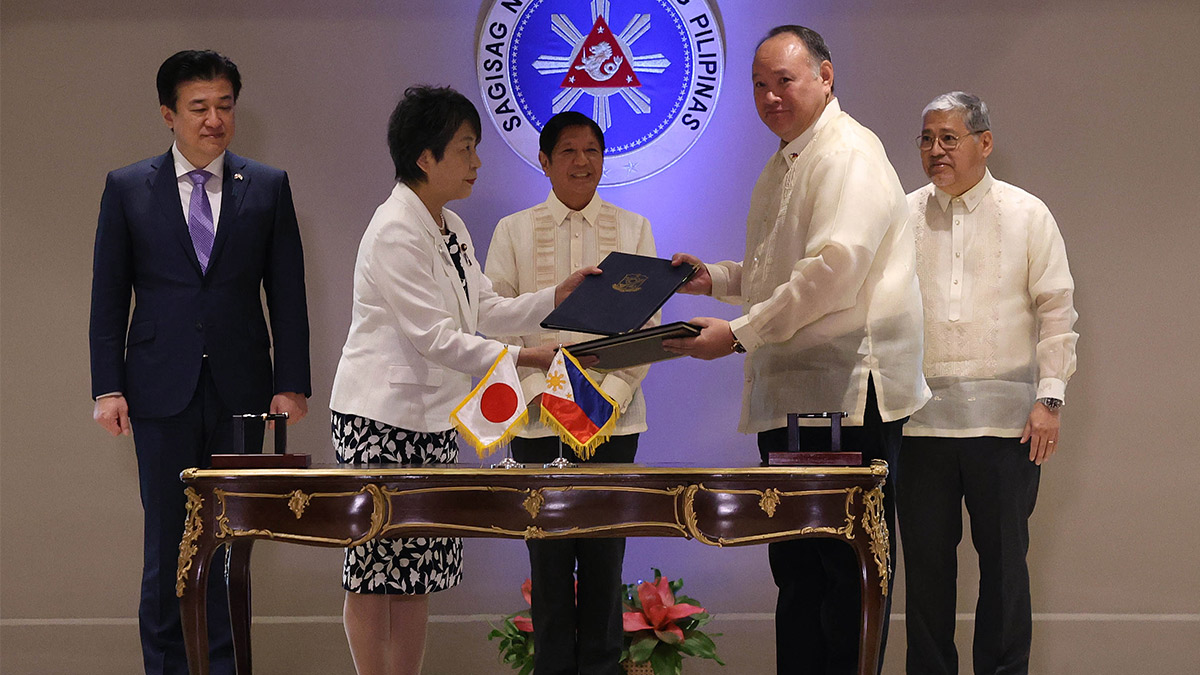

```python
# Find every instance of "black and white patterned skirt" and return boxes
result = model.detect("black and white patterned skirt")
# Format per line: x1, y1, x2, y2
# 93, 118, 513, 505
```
331, 411, 463, 595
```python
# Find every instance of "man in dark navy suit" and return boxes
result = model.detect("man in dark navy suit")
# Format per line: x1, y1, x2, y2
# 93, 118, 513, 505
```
89, 50, 311, 675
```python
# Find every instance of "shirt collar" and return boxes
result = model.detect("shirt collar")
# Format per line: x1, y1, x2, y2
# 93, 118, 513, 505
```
172, 142, 226, 181
391, 181, 445, 239
934, 168, 994, 212
780, 97, 840, 168
544, 190, 602, 227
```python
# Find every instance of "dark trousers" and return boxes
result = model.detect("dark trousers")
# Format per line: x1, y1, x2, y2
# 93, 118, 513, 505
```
896, 436, 1040, 675
511, 434, 639, 675
129, 360, 261, 675
757, 380, 902, 675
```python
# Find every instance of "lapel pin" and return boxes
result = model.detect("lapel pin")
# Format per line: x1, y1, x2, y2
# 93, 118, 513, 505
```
234, 173, 244, 181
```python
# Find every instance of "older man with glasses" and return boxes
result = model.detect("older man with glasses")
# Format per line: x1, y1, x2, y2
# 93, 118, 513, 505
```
897, 91, 1080, 675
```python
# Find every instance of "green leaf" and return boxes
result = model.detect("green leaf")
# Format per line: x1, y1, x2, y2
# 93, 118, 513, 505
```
677, 612, 712, 631
678, 631, 719, 660
629, 634, 657, 662
654, 628, 683, 645
650, 643, 683, 675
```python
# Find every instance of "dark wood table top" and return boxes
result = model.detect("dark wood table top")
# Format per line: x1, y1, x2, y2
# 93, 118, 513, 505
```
178, 461, 891, 675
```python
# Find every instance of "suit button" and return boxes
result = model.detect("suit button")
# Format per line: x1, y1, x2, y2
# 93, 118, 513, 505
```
195, 321, 204, 331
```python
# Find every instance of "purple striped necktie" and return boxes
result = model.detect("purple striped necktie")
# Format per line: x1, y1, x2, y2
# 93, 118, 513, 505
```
187, 169, 215, 272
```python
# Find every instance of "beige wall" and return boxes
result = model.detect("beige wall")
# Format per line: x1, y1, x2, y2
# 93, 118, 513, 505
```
2, 1, 1198, 672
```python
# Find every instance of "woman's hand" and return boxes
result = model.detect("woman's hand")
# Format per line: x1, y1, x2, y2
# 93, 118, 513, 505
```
516, 345, 598, 371
555, 265, 603, 306
516, 344, 559, 370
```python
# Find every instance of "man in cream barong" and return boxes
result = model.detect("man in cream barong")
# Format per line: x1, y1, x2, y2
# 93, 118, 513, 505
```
485, 110, 657, 675
666, 24, 928, 674
897, 91, 1078, 675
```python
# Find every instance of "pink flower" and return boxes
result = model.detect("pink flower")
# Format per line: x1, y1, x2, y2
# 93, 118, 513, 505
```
622, 576, 704, 644
513, 614, 533, 632
512, 578, 534, 632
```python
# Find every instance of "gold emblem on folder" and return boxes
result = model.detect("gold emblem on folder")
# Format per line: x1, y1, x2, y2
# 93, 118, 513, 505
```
612, 273, 648, 293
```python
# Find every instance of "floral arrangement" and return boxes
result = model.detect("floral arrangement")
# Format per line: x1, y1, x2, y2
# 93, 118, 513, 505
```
487, 578, 536, 675
488, 570, 722, 675
621, 569, 723, 674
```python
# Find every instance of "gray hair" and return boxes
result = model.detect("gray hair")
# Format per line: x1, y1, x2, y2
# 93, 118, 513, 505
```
922, 91, 990, 133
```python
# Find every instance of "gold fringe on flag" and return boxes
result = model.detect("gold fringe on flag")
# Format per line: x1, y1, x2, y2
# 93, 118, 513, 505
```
538, 348, 620, 460
449, 347, 529, 458
459, 409, 528, 458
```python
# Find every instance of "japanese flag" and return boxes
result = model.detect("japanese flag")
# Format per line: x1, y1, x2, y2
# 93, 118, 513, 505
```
450, 347, 528, 457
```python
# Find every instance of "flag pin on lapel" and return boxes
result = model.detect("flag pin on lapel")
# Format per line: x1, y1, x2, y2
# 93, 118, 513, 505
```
234, 173, 244, 181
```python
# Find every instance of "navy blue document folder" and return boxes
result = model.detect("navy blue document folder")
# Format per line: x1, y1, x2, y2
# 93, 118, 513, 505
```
540, 251, 697, 335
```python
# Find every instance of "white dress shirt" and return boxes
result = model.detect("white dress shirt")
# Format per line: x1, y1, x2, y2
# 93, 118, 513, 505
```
708, 98, 930, 432
905, 170, 1078, 437
172, 142, 224, 233
97, 144, 228, 399
486, 191, 657, 438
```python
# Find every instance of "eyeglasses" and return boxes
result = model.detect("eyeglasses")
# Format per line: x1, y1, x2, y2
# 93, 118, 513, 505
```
916, 130, 984, 151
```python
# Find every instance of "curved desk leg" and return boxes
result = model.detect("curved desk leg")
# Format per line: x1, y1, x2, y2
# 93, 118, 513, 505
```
226, 540, 255, 674
179, 493, 217, 675
855, 540, 886, 675
855, 484, 890, 675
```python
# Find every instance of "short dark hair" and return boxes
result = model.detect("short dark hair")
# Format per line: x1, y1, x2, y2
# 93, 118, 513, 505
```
759, 25, 835, 94
538, 111, 605, 157
759, 25, 832, 67
387, 85, 482, 185
156, 50, 242, 110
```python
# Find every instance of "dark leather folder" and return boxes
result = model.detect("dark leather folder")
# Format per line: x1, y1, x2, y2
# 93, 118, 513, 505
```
566, 321, 701, 372
541, 252, 697, 335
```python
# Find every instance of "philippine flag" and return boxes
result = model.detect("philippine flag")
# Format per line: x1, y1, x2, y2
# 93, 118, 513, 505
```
450, 347, 528, 457
540, 348, 619, 459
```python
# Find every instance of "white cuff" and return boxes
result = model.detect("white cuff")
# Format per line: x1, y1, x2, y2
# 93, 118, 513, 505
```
1036, 378, 1067, 402
598, 374, 634, 412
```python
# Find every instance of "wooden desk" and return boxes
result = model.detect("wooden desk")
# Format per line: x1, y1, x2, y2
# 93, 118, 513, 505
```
177, 462, 891, 675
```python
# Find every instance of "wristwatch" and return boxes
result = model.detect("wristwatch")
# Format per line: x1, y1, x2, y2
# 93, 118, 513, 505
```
1037, 397, 1063, 411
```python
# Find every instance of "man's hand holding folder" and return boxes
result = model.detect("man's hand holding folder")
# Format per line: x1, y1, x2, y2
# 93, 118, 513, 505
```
661, 252, 743, 360
543, 252, 701, 371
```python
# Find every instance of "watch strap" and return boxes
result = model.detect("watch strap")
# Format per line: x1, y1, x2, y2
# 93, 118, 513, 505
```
1038, 397, 1063, 411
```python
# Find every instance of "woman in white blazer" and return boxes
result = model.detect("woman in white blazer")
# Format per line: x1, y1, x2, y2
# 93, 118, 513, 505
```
328, 86, 595, 675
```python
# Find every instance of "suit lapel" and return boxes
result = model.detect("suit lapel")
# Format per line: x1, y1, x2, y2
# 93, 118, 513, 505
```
149, 150, 204, 276
208, 152, 248, 273
398, 183, 474, 331
432, 221, 473, 332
